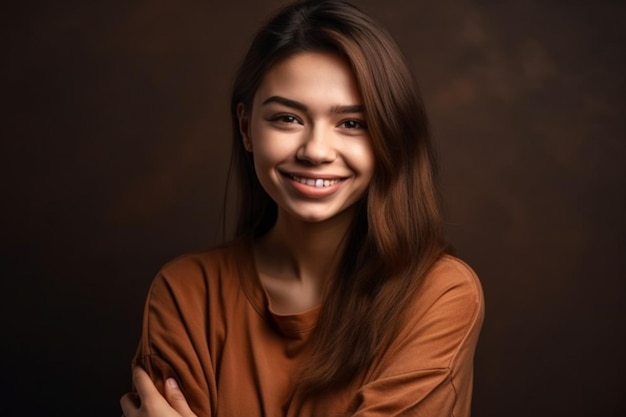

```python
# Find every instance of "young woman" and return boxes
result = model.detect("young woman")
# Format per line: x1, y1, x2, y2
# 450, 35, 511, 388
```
121, 1, 484, 416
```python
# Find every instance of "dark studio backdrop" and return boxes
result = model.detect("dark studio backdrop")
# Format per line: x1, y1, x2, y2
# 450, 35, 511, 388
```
1, 0, 624, 416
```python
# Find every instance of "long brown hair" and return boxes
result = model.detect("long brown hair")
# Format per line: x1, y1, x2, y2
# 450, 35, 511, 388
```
229, 0, 447, 394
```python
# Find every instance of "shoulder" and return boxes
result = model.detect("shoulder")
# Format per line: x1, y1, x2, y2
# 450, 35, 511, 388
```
402, 254, 484, 349
370, 254, 484, 383
148, 240, 247, 301
423, 255, 484, 306
159, 242, 240, 278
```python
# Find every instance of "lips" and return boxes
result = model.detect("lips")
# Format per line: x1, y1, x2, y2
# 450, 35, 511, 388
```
281, 171, 347, 198
288, 174, 342, 188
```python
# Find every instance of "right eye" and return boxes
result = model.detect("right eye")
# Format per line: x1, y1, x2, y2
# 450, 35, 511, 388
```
270, 114, 301, 125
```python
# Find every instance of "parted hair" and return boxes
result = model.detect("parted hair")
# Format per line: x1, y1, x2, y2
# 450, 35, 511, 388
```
229, 0, 447, 394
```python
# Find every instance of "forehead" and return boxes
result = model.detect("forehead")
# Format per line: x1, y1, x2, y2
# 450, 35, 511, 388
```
253, 51, 363, 107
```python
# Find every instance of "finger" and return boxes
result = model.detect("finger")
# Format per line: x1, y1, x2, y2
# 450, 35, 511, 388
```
164, 378, 197, 417
132, 366, 160, 400
120, 392, 140, 417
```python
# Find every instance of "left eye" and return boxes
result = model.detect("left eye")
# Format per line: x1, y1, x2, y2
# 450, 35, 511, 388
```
341, 119, 367, 129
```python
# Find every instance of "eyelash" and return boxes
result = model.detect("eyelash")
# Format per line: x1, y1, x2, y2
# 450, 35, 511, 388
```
270, 114, 367, 130
340, 119, 367, 130
270, 114, 301, 124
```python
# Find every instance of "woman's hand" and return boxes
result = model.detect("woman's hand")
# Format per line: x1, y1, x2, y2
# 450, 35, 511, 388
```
120, 367, 197, 417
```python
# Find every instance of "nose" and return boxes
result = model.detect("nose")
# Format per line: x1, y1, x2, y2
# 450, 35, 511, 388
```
296, 126, 337, 165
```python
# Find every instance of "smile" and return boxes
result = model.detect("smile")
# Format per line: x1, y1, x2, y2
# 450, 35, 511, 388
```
288, 174, 343, 188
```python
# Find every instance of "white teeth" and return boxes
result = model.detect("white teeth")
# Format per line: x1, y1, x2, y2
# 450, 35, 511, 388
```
290, 174, 341, 188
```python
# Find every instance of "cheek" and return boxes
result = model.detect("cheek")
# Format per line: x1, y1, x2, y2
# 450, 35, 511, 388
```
349, 141, 376, 178
250, 121, 293, 165
252, 140, 290, 169
250, 136, 295, 186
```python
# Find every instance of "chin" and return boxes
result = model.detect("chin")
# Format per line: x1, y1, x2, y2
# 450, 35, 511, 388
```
286, 204, 353, 225
294, 212, 334, 223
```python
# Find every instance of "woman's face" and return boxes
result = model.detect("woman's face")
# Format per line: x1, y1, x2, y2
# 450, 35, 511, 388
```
239, 51, 375, 224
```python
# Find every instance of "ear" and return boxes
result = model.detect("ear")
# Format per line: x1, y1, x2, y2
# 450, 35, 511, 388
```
237, 103, 253, 152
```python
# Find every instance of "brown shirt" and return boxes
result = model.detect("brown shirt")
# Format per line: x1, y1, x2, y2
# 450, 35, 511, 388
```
133, 239, 484, 416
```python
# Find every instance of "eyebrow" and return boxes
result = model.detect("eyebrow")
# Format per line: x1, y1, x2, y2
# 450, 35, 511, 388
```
261, 95, 364, 114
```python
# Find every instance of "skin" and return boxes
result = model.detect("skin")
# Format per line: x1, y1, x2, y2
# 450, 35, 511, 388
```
240, 51, 374, 314
120, 368, 196, 417
121, 51, 374, 416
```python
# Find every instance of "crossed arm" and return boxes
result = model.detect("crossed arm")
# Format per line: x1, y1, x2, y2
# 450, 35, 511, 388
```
120, 367, 196, 417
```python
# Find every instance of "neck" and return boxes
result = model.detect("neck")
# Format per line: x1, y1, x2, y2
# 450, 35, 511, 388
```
255, 207, 355, 285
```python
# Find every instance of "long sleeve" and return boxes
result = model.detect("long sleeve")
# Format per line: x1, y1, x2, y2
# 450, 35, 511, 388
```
132, 257, 218, 417
128, 246, 483, 417
348, 256, 484, 417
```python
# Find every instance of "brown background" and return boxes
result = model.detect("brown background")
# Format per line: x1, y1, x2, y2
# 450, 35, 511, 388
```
1, 0, 624, 416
